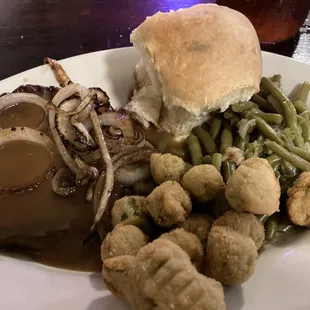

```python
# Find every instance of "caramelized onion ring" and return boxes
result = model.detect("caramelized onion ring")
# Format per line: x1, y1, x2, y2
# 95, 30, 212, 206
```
56, 98, 88, 150
80, 129, 147, 165
115, 162, 152, 187
0, 127, 55, 195
80, 132, 146, 164
49, 85, 96, 182
54, 86, 96, 151
56, 97, 96, 150
91, 147, 158, 241
98, 112, 136, 140
91, 147, 158, 234
52, 84, 89, 110
87, 109, 114, 236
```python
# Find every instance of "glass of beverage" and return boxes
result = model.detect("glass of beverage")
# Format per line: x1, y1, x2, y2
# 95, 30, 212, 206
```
216, 0, 310, 44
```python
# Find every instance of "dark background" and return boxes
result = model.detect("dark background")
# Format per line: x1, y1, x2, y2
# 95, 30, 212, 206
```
0, 0, 309, 80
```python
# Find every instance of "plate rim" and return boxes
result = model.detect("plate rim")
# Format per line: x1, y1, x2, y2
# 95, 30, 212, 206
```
1, 47, 310, 87
1, 46, 310, 310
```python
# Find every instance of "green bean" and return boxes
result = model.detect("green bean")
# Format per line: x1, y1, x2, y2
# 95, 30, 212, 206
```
297, 116, 310, 142
266, 154, 281, 168
211, 153, 223, 172
271, 74, 282, 83
267, 95, 284, 114
166, 147, 186, 159
193, 126, 217, 155
300, 110, 310, 122
274, 170, 281, 180
265, 140, 310, 171
248, 135, 264, 158
202, 122, 210, 132
279, 175, 296, 195
282, 100, 304, 148
293, 100, 307, 113
251, 108, 283, 125
281, 127, 295, 143
210, 117, 222, 140
245, 151, 254, 159
265, 148, 274, 156
202, 155, 212, 165
271, 74, 282, 87
300, 121, 310, 143
186, 135, 203, 166
256, 214, 269, 224
282, 100, 298, 127
277, 218, 294, 233
233, 134, 250, 151
222, 160, 236, 183
246, 140, 259, 152
232, 101, 258, 113
296, 81, 310, 103
230, 116, 240, 127
250, 114, 283, 145
252, 94, 276, 112
261, 77, 290, 103
280, 160, 297, 177
223, 109, 237, 120
257, 134, 264, 144
261, 77, 304, 147
220, 126, 233, 154
284, 143, 310, 162
257, 89, 269, 99
265, 215, 279, 241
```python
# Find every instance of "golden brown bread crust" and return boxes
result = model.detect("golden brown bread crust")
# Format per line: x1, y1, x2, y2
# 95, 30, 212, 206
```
131, 4, 262, 113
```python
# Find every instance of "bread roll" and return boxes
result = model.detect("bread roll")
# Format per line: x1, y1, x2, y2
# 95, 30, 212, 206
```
126, 4, 262, 139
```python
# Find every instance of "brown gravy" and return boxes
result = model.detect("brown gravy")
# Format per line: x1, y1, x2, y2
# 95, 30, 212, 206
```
0, 178, 102, 272
0, 140, 51, 188
0, 103, 102, 272
0, 103, 45, 129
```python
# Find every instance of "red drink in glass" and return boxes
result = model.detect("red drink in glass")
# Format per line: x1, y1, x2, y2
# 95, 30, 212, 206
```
217, 0, 310, 44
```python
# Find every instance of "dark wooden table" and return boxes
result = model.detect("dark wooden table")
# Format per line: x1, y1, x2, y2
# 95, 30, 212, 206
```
0, 0, 309, 81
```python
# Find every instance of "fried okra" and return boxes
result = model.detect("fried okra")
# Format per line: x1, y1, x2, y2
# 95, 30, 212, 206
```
111, 196, 152, 234
102, 239, 226, 310
182, 165, 225, 202
143, 181, 192, 227
287, 172, 310, 227
150, 153, 188, 184
225, 158, 280, 215
206, 226, 257, 285
159, 228, 204, 270
212, 210, 265, 249
101, 224, 150, 261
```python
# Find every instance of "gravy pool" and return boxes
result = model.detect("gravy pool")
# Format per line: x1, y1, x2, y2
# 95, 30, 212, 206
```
0, 102, 102, 272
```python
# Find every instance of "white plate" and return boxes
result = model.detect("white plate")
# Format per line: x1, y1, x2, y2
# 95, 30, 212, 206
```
1, 47, 310, 310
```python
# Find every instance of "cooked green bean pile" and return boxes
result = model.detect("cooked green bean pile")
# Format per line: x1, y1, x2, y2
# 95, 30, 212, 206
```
186, 75, 310, 242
